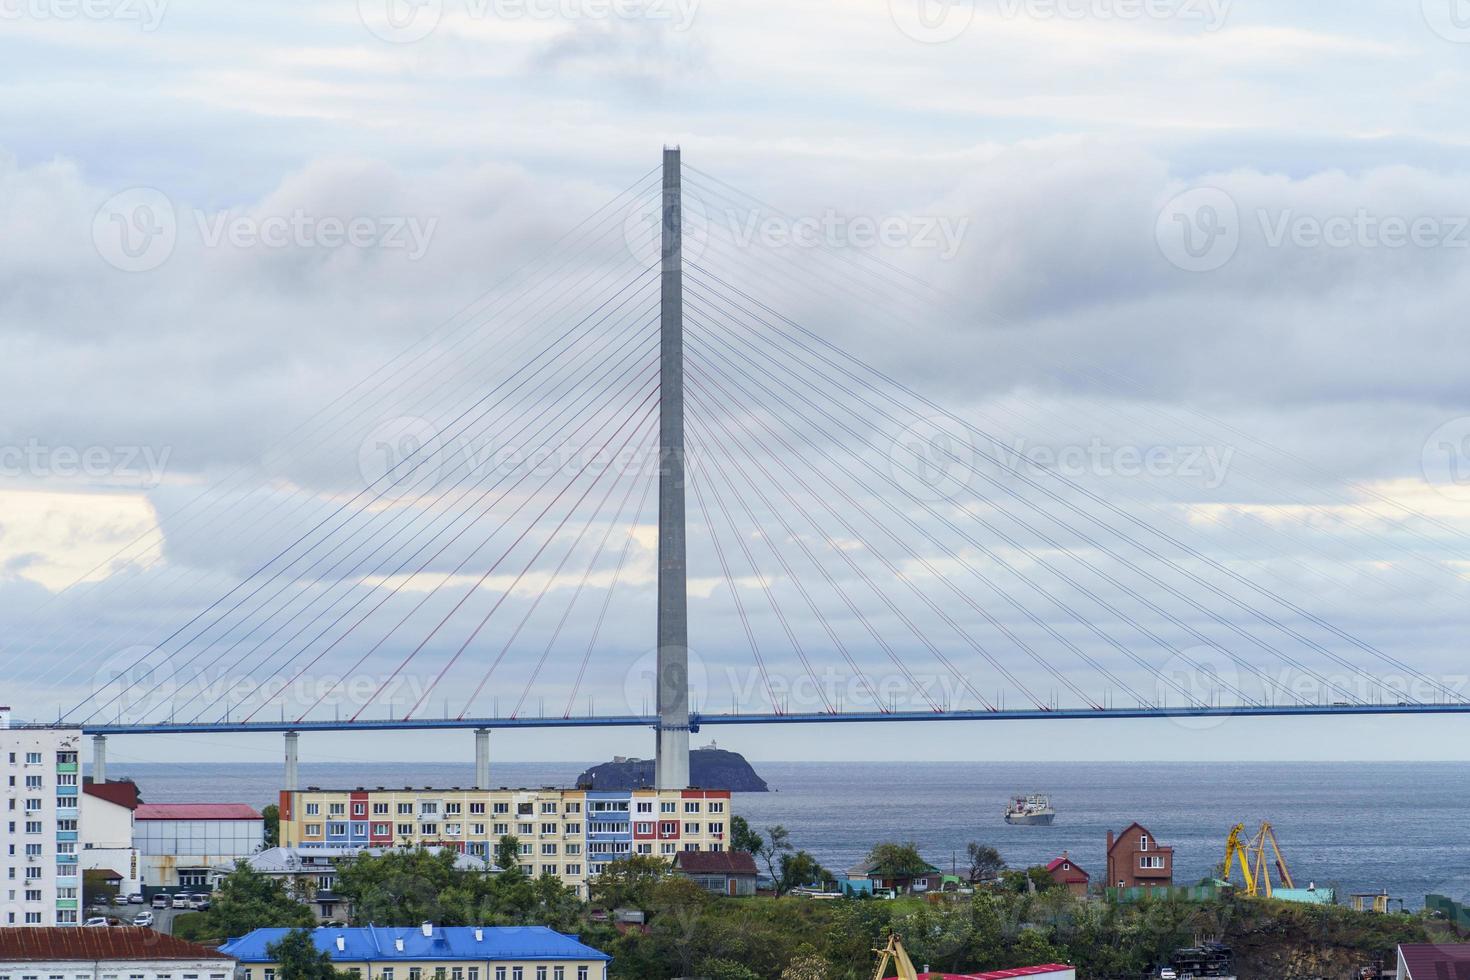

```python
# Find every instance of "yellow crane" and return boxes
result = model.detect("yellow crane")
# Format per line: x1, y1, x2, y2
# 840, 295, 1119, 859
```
1222, 821, 1295, 898
872, 934, 919, 980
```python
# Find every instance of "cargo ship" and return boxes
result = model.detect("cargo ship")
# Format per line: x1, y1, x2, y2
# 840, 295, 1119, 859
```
1003, 793, 1056, 825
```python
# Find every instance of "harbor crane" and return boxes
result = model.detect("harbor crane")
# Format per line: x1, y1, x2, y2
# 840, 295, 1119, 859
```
1223, 821, 1295, 898
871, 934, 919, 980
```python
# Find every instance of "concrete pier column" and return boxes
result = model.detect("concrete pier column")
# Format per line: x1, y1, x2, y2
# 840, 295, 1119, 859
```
91, 734, 107, 784
474, 729, 491, 789
284, 731, 299, 791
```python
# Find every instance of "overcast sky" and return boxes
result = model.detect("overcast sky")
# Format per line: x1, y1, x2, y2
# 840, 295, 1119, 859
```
3, 0, 1470, 765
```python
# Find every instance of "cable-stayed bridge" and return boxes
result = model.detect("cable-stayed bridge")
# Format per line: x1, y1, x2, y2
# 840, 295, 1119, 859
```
13, 149, 1470, 787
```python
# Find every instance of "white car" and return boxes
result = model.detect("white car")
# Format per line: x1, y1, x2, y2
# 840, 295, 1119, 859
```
1159, 969, 1178, 980
133, 911, 154, 928
83, 917, 109, 927
171, 893, 191, 909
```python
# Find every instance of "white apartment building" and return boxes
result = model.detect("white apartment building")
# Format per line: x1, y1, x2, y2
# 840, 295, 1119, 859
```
0, 712, 82, 926
78, 782, 141, 901
0, 926, 235, 980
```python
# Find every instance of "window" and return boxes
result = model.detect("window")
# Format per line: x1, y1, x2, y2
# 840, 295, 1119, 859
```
684, 801, 700, 813
565, 863, 581, 876
518, 822, 533, 835
564, 802, 580, 814
469, 802, 485, 814
495, 970, 506, 980
372, 823, 390, 836
420, 802, 438, 814
536, 969, 546, 980
25, 753, 41, 765
541, 802, 557, 814
541, 823, 557, 835
541, 843, 557, 855
398, 803, 413, 815
444, 824, 462, 836
565, 844, 581, 855
635, 843, 651, 855
660, 843, 676, 855
577, 968, 588, 980
659, 821, 677, 835
329, 803, 345, 815
305, 824, 322, 836
541, 863, 557, 876
352, 803, 365, 816
420, 823, 438, 835
635, 801, 652, 813
494, 823, 509, 835
397, 823, 414, 835
472, 824, 486, 836
445, 802, 461, 815
708, 801, 724, 813
306, 803, 320, 815
554, 970, 564, 980
493, 802, 509, 814
708, 822, 723, 835
564, 823, 580, 835
328, 823, 347, 836
684, 822, 699, 834
373, 803, 389, 815
512, 969, 523, 980
1139, 835, 1149, 851
1140, 855, 1166, 869
660, 801, 676, 813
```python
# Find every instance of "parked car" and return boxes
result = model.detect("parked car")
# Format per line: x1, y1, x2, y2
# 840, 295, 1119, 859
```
127, 893, 145, 904
171, 893, 191, 909
112, 894, 129, 906
83, 917, 109, 927
151, 893, 170, 909
189, 893, 210, 910
133, 911, 154, 928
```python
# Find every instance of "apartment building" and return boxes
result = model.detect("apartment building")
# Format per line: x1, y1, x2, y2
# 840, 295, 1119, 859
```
0, 713, 82, 926
278, 787, 732, 898
0, 927, 234, 980
222, 924, 608, 980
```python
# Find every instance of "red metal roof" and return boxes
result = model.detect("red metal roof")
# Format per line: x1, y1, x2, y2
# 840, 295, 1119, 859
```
83, 779, 141, 810
134, 803, 261, 820
0, 927, 232, 961
1399, 943, 1470, 980
672, 850, 759, 875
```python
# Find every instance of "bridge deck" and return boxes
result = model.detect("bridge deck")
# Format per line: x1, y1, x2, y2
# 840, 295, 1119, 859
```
73, 701, 1470, 735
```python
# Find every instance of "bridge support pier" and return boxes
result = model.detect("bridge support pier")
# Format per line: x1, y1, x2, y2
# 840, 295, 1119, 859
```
474, 729, 491, 789
284, 731, 299, 792
91, 734, 107, 784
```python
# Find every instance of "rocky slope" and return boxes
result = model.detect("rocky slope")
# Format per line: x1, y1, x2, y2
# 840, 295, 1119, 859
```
576, 746, 769, 791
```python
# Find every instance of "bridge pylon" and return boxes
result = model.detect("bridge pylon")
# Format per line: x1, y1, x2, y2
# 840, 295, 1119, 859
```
655, 146, 690, 790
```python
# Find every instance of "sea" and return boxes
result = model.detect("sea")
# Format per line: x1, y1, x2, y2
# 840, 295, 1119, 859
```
116, 761, 1470, 909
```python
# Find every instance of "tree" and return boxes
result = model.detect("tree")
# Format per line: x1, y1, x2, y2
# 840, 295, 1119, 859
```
194, 861, 314, 941
759, 825, 793, 892
647, 876, 710, 979
780, 944, 830, 980
266, 928, 354, 980
262, 804, 281, 849
494, 835, 522, 876
730, 815, 763, 854
590, 854, 668, 911
82, 869, 119, 909
966, 842, 1005, 884
778, 851, 832, 894
867, 842, 932, 880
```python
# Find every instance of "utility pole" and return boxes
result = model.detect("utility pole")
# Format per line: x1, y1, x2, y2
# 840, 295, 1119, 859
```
655, 146, 690, 790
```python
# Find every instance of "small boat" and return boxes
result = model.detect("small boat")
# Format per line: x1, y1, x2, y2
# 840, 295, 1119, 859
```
1004, 793, 1055, 825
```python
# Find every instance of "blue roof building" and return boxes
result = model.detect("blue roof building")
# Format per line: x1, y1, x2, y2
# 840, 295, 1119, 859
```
220, 925, 609, 980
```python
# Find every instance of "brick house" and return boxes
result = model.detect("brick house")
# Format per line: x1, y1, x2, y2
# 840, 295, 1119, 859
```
1105, 822, 1173, 889
1045, 851, 1090, 896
